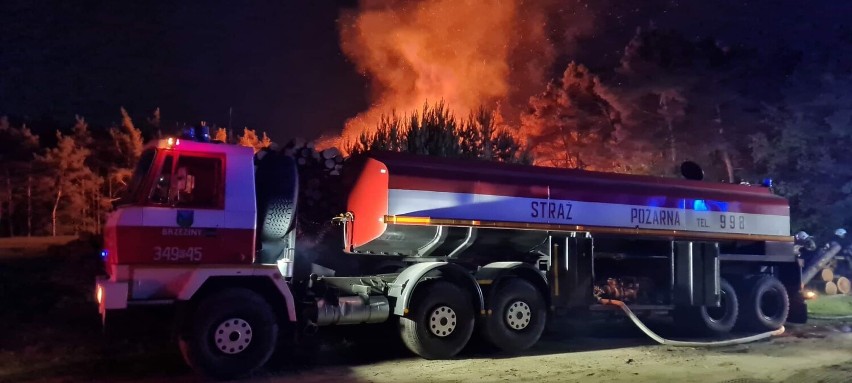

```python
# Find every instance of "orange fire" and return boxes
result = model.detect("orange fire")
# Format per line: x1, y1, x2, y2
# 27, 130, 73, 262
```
329, 0, 596, 150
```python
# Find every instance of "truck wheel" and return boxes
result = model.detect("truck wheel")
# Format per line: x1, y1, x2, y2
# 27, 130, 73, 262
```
480, 279, 546, 352
179, 288, 278, 380
674, 278, 738, 336
399, 281, 475, 359
738, 275, 789, 332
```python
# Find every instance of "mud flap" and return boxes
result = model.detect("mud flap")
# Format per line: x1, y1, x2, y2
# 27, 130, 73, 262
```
787, 293, 808, 323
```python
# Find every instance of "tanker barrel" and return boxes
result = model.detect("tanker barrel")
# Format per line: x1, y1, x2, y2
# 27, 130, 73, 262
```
801, 243, 843, 286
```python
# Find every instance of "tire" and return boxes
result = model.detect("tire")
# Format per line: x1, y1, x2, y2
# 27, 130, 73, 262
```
179, 288, 279, 380
738, 275, 789, 332
399, 281, 475, 359
479, 279, 546, 352
256, 152, 299, 242
674, 278, 739, 336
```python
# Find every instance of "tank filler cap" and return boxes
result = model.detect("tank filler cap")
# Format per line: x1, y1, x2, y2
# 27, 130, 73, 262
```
680, 161, 704, 181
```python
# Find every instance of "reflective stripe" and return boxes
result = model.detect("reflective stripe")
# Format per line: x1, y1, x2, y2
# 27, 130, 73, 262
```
388, 189, 790, 237
116, 206, 255, 229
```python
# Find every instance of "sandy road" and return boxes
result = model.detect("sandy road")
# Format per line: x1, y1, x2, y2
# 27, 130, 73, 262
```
227, 319, 852, 383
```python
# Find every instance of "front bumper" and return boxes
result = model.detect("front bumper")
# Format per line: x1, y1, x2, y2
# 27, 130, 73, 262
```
95, 276, 129, 315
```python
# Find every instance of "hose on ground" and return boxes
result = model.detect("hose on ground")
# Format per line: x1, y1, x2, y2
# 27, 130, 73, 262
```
598, 298, 785, 347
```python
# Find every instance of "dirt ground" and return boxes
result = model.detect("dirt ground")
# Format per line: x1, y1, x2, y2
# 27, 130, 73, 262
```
2, 237, 852, 383
248, 319, 852, 383
105, 317, 852, 383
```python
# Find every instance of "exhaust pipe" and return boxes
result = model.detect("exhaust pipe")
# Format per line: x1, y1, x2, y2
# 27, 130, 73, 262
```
315, 296, 390, 326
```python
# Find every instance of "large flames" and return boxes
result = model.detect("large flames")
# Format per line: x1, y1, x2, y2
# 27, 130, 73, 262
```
329, 0, 596, 149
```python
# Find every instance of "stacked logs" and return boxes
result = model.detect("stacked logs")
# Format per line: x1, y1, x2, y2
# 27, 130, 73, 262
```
813, 267, 851, 295
278, 139, 346, 240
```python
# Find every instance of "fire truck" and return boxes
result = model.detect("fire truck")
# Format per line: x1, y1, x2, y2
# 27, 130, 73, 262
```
94, 131, 806, 379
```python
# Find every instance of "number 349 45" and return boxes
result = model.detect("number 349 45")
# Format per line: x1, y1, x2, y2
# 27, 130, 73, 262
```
154, 246, 202, 262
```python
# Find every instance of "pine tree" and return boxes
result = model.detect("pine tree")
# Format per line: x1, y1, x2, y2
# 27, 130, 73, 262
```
214, 127, 228, 143
0, 117, 39, 236
614, 25, 774, 180
238, 128, 260, 151
147, 107, 161, 137
349, 101, 529, 164
35, 130, 99, 236
751, 72, 852, 237
459, 107, 531, 164
521, 62, 633, 172
237, 128, 272, 153
107, 108, 145, 201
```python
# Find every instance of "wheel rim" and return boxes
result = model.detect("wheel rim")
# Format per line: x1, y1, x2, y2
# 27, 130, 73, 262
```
214, 318, 253, 354
505, 301, 532, 330
429, 305, 457, 337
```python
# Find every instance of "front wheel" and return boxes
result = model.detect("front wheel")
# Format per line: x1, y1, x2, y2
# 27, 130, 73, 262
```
399, 280, 475, 359
179, 288, 279, 380
480, 279, 546, 352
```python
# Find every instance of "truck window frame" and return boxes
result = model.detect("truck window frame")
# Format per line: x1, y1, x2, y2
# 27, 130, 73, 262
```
142, 150, 227, 210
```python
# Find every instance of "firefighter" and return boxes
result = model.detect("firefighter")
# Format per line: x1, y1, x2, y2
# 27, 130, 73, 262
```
831, 228, 852, 276
794, 231, 818, 266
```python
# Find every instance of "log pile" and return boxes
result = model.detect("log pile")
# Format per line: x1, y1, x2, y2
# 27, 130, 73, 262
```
278, 139, 346, 241
811, 266, 852, 295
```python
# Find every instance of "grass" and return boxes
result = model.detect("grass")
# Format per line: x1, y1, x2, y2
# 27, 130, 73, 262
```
806, 294, 852, 317
0, 235, 77, 248
0, 236, 188, 382
0, 235, 78, 258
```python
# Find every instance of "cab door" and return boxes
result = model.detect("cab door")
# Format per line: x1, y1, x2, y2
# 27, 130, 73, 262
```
140, 151, 234, 264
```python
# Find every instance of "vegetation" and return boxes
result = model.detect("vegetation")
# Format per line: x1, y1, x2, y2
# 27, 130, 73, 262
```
0, 109, 273, 237
0, 26, 850, 239
807, 295, 852, 317
348, 101, 531, 164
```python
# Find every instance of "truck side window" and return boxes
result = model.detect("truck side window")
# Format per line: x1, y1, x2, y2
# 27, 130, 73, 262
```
149, 155, 174, 204
171, 155, 223, 209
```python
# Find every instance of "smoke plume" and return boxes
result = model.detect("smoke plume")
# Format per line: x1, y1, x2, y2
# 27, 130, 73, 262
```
334, 0, 597, 146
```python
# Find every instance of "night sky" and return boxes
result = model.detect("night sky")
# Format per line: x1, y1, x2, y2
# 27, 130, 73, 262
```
2, 1, 849, 140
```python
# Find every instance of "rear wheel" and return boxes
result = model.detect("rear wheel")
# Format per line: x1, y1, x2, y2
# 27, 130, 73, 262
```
399, 281, 475, 359
179, 288, 278, 380
674, 278, 739, 336
738, 275, 789, 332
480, 279, 546, 352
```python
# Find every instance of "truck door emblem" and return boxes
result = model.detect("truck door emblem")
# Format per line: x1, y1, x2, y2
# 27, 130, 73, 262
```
176, 210, 194, 228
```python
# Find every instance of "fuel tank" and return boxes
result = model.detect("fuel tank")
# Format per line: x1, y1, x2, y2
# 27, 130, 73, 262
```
343, 152, 791, 257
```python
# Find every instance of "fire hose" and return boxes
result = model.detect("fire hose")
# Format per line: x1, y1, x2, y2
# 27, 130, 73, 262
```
598, 298, 785, 347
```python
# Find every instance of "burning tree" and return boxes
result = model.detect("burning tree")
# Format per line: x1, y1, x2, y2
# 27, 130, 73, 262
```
238, 128, 272, 153
349, 101, 529, 164
521, 62, 633, 172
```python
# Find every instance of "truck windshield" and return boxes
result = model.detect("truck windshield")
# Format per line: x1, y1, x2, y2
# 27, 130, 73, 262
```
117, 149, 156, 206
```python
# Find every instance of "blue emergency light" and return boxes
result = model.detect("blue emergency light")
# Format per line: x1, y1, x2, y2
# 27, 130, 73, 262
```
181, 126, 196, 140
